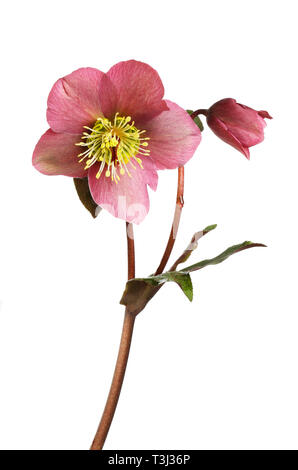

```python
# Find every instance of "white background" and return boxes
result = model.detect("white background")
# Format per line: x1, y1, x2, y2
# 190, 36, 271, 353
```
0, 0, 297, 450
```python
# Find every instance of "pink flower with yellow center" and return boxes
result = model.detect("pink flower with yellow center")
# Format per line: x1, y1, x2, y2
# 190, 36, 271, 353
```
33, 60, 201, 223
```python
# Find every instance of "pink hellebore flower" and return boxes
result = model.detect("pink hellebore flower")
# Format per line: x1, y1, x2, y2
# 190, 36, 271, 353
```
33, 60, 201, 224
206, 98, 272, 159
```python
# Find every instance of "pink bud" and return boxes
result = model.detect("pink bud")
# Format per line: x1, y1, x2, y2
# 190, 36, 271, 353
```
206, 98, 272, 159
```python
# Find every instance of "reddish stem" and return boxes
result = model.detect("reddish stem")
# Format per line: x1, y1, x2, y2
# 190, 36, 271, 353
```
90, 223, 136, 450
155, 166, 185, 275
190, 109, 208, 118
126, 222, 135, 280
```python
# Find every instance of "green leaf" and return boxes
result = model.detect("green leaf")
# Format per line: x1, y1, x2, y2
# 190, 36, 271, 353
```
165, 272, 193, 301
120, 236, 266, 314
181, 241, 266, 273
73, 177, 100, 218
203, 224, 217, 233
187, 109, 204, 131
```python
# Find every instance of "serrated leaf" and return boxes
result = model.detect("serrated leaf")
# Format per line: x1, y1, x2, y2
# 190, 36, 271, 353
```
187, 109, 204, 131
73, 177, 100, 218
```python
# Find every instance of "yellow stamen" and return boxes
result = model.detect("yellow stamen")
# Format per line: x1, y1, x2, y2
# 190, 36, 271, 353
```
76, 113, 150, 183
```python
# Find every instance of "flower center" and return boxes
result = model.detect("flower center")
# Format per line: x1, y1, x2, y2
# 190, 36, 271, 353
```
76, 113, 150, 183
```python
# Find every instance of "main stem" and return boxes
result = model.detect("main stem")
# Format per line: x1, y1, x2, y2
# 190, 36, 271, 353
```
155, 166, 185, 275
91, 164, 186, 449
90, 223, 136, 450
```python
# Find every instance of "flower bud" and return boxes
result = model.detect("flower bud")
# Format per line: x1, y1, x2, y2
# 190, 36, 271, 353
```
206, 98, 272, 159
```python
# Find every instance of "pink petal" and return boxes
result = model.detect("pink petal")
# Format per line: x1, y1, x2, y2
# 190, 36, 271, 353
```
32, 129, 87, 177
107, 60, 168, 121
88, 157, 158, 224
208, 115, 250, 159
47, 68, 117, 134
140, 100, 201, 170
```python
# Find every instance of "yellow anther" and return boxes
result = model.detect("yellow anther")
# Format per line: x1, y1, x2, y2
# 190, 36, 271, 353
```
77, 114, 150, 184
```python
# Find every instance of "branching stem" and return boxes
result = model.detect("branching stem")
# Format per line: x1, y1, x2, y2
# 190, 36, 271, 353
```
155, 166, 184, 275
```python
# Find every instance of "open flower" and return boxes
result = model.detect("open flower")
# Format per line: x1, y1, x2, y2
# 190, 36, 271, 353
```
33, 60, 201, 223
206, 98, 272, 159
